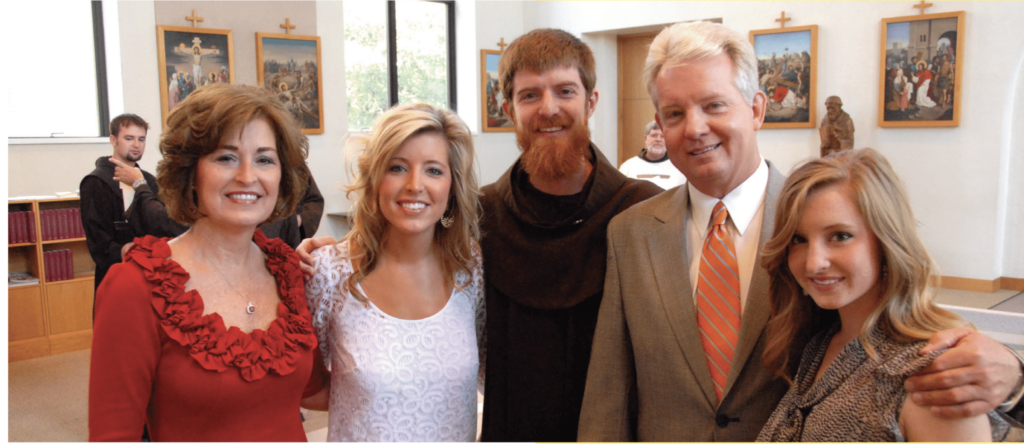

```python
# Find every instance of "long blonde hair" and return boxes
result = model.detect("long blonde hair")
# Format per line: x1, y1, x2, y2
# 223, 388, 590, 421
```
762, 148, 966, 380
342, 103, 480, 304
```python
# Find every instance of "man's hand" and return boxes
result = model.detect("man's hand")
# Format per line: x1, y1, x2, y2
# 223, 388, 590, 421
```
905, 327, 1023, 418
296, 236, 336, 281
110, 157, 144, 186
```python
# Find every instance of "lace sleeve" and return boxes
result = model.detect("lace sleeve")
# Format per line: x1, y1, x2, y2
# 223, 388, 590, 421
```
304, 242, 356, 373
469, 241, 486, 394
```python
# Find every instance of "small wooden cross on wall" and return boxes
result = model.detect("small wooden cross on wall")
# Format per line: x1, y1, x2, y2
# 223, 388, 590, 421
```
280, 18, 296, 35
913, 0, 933, 15
186, 9, 204, 27
776, 11, 792, 28
497, 38, 508, 52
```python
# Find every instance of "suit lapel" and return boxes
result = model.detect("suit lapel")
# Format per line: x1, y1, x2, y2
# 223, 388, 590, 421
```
722, 162, 785, 397
647, 187, 718, 406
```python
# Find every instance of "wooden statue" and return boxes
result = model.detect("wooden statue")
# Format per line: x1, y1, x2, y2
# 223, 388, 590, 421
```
819, 95, 854, 157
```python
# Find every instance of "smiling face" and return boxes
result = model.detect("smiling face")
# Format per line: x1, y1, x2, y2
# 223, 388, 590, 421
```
654, 53, 766, 198
110, 123, 147, 164
504, 65, 597, 181
378, 132, 453, 240
787, 183, 884, 319
194, 117, 281, 230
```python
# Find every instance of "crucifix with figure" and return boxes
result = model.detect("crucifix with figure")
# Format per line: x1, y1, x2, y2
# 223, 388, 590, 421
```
174, 36, 220, 85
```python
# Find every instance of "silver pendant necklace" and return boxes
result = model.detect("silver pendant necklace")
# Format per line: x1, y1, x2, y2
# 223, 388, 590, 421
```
209, 256, 256, 315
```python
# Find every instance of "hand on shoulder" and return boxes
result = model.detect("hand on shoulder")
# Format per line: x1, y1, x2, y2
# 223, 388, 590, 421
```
906, 327, 1023, 419
296, 236, 339, 281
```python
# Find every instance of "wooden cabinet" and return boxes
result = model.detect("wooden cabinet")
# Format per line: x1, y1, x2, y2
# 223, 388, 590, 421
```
8, 197, 95, 362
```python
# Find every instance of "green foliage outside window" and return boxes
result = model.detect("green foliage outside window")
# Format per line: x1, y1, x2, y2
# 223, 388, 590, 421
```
345, 2, 449, 131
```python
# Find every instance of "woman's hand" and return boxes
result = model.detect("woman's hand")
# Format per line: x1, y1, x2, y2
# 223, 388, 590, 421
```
296, 236, 337, 281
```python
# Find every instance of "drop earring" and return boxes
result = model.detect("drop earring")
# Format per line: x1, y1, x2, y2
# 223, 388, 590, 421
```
440, 202, 454, 228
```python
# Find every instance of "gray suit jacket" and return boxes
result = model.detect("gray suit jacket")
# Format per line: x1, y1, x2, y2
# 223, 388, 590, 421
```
578, 161, 797, 441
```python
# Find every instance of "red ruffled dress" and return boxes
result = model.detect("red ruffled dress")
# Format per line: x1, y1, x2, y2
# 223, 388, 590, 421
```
89, 231, 328, 442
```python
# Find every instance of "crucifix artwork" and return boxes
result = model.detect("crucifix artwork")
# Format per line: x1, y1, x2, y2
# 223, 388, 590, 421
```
173, 37, 221, 84
156, 25, 235, 122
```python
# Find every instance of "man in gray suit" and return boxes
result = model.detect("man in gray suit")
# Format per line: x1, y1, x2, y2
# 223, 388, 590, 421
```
578, 21, 1023, 441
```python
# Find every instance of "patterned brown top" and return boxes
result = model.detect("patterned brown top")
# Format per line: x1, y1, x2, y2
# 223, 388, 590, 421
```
757, 322, 1009, 442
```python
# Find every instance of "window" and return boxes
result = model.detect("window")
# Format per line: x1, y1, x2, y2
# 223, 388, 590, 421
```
343, 1, 455, 130
9, 1, 115, 138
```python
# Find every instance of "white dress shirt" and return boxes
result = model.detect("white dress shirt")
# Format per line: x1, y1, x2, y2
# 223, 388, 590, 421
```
686, 158, 769, 311
120, 181, 135, 214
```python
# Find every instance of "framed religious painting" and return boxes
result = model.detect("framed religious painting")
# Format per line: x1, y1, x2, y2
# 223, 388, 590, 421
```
481, 49, 513, 132
749, 25, 818, 129
256, 32, 324, 135
878, 11, 965, 127
157, 25, 235, 125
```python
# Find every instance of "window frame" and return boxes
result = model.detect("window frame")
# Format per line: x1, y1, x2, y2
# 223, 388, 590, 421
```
8, 0, 121, 144
385, 0, 457, 111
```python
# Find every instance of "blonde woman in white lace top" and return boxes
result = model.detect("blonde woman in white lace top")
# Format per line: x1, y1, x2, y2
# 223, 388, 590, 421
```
302, 103, 484, 441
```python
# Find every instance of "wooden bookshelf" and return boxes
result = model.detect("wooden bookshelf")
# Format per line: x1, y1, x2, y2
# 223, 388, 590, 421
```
8, 197, 95, 362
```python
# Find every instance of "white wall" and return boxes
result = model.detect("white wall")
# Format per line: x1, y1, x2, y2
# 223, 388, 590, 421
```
1001, 39, 1024, 278
520, 1, 1024, 282
472, 1, 526, 186
6, 1, 1022, 282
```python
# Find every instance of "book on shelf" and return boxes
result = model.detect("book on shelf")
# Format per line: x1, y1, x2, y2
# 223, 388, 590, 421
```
27, 210, 36, 242
12, 212, 25, 243
9, 271, 40, 286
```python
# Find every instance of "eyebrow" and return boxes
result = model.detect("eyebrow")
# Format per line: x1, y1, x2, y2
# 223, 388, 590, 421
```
390, 156, 449, 167
216, 145, 278, 154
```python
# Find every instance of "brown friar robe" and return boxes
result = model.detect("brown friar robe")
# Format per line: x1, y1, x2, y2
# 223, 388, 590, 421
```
479, 144, 662, 442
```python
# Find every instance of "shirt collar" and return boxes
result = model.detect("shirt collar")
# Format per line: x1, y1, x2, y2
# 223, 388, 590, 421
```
688, 157, 769, 237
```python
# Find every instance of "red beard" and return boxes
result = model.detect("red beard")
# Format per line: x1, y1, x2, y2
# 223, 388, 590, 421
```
516, 114, 591, 182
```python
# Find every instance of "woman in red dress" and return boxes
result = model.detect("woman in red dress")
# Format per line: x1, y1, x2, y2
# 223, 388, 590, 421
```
89, 84, 328, 441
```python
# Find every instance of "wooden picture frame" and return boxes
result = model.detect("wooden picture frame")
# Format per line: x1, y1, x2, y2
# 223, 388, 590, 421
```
878, 11, 965, 127
256, 32, 324, 135
157, 25, 235, 125
749, 25, 818, 129
481, 49, 513, 132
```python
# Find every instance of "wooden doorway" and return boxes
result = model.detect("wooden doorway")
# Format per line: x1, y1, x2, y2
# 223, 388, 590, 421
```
617, 32, 659, 167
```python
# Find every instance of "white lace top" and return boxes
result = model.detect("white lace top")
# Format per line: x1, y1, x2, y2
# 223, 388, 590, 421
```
305, 241, 485, 442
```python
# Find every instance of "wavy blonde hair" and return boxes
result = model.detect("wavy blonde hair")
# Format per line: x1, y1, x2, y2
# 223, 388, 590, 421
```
762, 148, 967, 381
342, 103, 480, 304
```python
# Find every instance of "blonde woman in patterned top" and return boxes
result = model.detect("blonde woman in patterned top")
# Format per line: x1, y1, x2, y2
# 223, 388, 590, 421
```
302, 103, 485, 441
757, 148, 1007, 441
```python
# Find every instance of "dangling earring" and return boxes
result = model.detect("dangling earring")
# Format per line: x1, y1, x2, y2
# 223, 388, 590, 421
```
440, 203, 454, 228
440, 213, 454, 228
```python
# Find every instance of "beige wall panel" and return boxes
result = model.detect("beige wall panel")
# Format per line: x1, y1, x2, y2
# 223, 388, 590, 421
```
620, 99, 658, 166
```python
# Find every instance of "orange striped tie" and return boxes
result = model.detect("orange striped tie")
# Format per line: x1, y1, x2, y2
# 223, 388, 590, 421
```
696, 201, 741, 402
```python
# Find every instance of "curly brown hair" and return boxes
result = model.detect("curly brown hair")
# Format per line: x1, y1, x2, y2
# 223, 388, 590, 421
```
157, 83, 310, 226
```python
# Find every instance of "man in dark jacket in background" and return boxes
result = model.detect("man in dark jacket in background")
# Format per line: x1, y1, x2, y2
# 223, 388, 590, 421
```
80, 113, 156, 292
